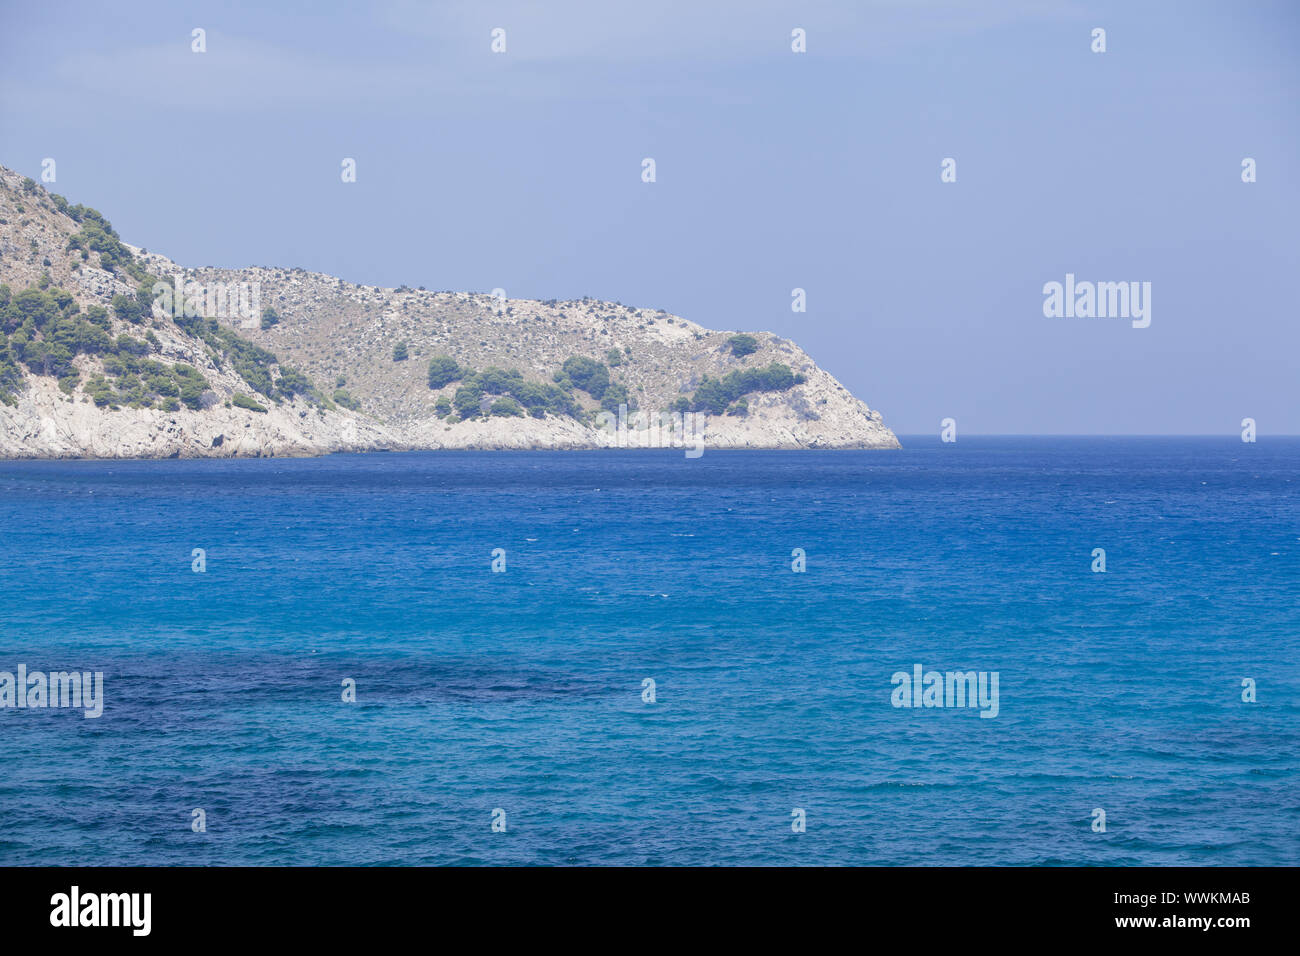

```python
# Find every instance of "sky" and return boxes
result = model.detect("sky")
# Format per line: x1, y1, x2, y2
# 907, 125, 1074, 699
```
1, 0, 1297, 434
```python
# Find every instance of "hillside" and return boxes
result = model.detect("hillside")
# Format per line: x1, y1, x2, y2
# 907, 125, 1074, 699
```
0, 166, 899, 458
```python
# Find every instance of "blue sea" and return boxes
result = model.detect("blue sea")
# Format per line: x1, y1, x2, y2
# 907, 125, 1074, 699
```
0, 438, 1296, 866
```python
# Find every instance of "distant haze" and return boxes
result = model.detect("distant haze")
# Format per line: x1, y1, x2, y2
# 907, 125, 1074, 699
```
2, 0, 1296, 434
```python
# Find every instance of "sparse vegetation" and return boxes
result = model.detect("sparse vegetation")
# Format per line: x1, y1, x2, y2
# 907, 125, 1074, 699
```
172, 309, 328, 405
59, 200, 151, 284
688, 362, 804, 415
434, 364, 581, 421
332, 388, 361, 411
0, 278, 334, 411
560, 355, 610, 400
0, 178, 853, 444
110, 286, 152, 325
0, 281, 216, 408
600, 381, 631, 414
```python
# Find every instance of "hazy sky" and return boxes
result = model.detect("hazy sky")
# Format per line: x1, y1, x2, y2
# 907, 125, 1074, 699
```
2, 0, 1297, 434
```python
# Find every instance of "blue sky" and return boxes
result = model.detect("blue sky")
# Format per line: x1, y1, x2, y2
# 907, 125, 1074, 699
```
2, 0, 1297, 434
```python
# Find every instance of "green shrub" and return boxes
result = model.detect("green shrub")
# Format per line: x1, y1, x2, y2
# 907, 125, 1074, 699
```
114, 334, 150, 356
690, 362, 798, 415
512, 379, 577, 418
88, 382, 114, 407
333, 388, 362, 411
0, 280, 220, 406
177, 370, 207, 410
728, 333, 759, 357
232, 392, 268, 413
427, 355, 463, 389
111, 294, 143, 324
66, 208, 151, 283
601, 381, 631, 414
490, 396, 525, 417
168, 304, 331, 406
453, 382, 483, 418
561, 356, 609, 399
475, 366, 524, 395
276, 367, 315, 401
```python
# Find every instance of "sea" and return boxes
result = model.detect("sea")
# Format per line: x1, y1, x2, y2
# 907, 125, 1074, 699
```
0, 437, 1296, 866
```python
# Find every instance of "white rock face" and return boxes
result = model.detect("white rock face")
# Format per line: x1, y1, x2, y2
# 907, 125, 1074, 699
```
0, 166, 900, 459
0, 378, 397, 459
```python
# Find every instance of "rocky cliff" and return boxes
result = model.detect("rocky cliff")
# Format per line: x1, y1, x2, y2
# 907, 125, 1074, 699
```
0, 166, 899, 458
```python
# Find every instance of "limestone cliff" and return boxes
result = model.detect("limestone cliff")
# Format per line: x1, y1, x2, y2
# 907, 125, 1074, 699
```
0, 166, 899, 458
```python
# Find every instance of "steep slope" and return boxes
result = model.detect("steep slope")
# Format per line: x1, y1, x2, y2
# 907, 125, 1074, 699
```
0, 166, 899, 458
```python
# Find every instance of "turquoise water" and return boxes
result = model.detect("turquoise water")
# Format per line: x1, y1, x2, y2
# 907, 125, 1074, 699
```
0, 438, 1296, 865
